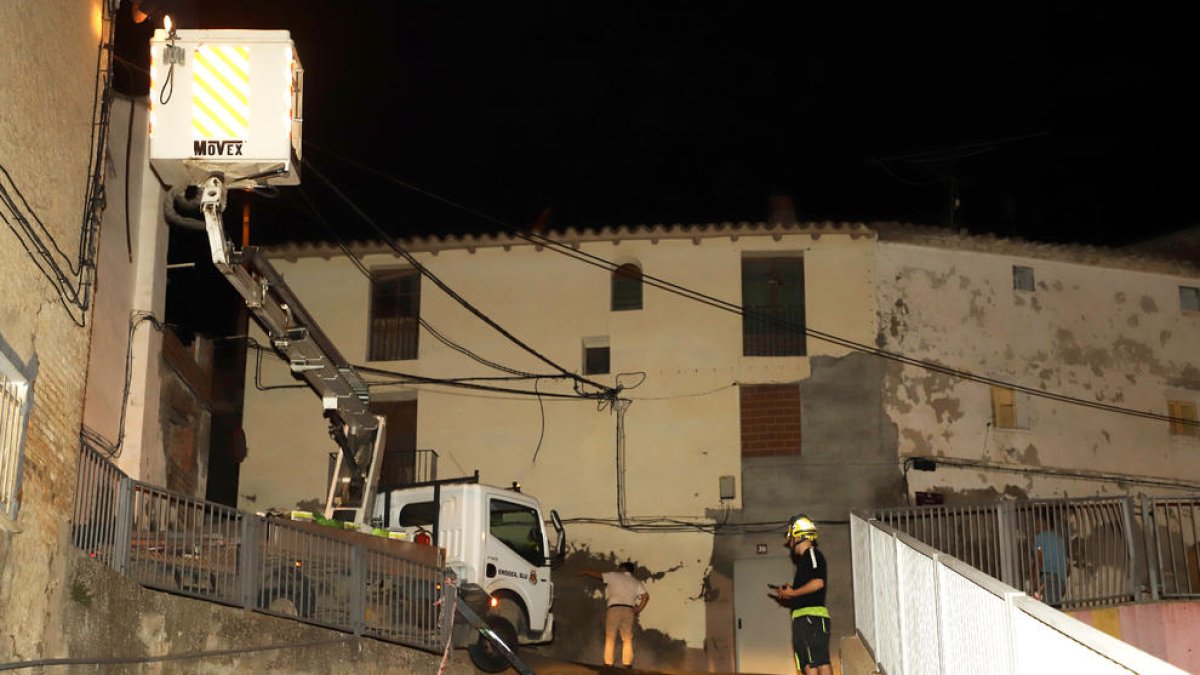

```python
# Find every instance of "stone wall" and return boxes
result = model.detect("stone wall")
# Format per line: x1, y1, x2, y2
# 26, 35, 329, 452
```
0, 0, 107, 663
61, 550, 474, 674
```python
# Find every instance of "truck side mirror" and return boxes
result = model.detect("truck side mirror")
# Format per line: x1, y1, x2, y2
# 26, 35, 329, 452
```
550, 509, 566, 563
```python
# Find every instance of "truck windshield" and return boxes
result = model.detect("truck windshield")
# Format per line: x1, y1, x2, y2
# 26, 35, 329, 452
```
489, 499, 545, 566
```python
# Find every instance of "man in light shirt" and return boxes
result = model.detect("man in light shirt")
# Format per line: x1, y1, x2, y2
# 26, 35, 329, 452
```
579, 562, 650, 668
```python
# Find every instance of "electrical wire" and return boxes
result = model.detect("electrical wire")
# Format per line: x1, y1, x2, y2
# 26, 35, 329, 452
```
300, 147, 1200, 431
303, 160, 614, 401
79, 312, 164, 458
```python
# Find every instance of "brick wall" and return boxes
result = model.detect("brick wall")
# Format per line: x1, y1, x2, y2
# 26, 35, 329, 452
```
739, 383, 802, 456
0, 0, 108, 661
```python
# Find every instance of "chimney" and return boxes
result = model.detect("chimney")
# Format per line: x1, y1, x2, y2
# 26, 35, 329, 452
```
768, 194, 796, 225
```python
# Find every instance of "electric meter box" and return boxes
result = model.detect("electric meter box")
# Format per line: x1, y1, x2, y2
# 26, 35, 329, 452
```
149, 29, 302, 188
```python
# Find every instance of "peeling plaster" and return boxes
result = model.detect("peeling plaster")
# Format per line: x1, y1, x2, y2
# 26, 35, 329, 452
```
1127, 314, 1140, 328
1031, 295, 1042, 312
1160, 330, 1172, 348
1140, 295, 1159, 313
902, 428, 932, 455
1115, 291, 1127, 304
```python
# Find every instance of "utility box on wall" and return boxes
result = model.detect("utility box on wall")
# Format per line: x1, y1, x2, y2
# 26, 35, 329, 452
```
149, 29, 302, 188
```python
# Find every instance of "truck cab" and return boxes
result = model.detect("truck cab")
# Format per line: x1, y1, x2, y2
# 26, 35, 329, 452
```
374, 480, 564, 651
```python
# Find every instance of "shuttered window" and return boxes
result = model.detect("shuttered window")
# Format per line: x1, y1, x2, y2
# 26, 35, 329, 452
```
741, 257, 806, 356
368, 270, 420, 361
991, 386, 1020, 429
1168, 400, 1199, 437
612, 263, 643, 311
1, 351, 31, 519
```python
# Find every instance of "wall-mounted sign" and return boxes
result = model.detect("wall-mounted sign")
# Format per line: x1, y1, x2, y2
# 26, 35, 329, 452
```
756, 544, 768, 555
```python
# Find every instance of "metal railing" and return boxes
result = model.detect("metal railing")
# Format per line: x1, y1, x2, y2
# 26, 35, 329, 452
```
852, 513, 1186, 675
1144, 496, 1200, 599
71, 443, 452, 651
368, 316, 419, 361
875, 498, 1138, 609
742, 305, 806, 356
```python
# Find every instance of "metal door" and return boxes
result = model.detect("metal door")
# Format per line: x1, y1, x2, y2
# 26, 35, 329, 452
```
734, 556, 796, 674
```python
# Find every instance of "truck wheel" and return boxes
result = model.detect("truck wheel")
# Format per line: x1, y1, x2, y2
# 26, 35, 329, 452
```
259, 580, 314, 618
467, 615, 518, 673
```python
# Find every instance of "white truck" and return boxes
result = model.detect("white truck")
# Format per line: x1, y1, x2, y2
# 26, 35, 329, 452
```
370, 478, 565, 671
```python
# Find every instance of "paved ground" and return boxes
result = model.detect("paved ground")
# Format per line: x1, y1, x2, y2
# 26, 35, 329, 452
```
506, 643, 864, 675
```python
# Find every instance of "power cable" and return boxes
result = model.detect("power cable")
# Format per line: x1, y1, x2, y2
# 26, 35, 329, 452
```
79, 312, 164, 458
301, 159, 613, 399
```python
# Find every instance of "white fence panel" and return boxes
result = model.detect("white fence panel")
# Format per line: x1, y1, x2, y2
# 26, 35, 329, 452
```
937, 563, 1012, 675
870, 526, 902, 673
851, 514, 876, 652
897, 542, 940, 675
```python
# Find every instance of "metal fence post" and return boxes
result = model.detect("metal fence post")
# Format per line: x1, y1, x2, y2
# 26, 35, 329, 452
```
351, 544, 366, 636
112, 476, 134, 575
1119, 497, 1139, 602
239, 515, 262, 609
996, 502, 1016, 587
1141, 496, 1161, 601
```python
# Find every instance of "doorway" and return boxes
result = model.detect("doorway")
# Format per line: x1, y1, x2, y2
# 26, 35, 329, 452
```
733, 555, 796, 674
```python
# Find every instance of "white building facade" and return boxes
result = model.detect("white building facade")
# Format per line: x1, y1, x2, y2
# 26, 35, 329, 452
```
238, 222, 1200, 670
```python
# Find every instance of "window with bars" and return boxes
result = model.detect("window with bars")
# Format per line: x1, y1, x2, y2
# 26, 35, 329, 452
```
1013, 265, 1036, 291
611, 263, 643, 311
1167, 399, 1199, 438
1, 351, 31, 520
741, 257, 806, 356
368, 269, 420, 361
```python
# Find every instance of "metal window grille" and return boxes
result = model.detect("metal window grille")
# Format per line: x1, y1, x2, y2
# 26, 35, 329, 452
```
1013, 265, 1036, 291
1, 360, 31, 520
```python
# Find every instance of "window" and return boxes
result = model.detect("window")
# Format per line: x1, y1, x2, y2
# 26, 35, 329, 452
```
1168, 400, 1199, 438
1181, 286, 1200, 313
612, 263, 643, 311
583, 336, 610, 375
742, 257, 806, 356
368, 269, 420, 361
490, 498, 545, 566
1013, 266, 1035, 291
990, 386, 1029, 429
740, 383, 801, 456
1, 350, 31, 520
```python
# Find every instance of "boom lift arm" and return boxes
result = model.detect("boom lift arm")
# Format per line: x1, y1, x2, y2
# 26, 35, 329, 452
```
200, 175, 382, 524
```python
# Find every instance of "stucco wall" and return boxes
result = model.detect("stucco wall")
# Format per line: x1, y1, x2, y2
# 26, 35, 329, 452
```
239, 228, 876, 664
876, 241, 1200, 501
0, 0, 107, 663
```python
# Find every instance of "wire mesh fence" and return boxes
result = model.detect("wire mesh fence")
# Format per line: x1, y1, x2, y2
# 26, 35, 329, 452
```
71, 443, 451, 653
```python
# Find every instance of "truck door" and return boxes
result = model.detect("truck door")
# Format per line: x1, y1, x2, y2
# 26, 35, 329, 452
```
485, 497, 552, 631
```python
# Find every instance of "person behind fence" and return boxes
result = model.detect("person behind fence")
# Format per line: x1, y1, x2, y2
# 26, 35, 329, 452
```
578, 562, 649, 668
1032, 507, 1069, 608
770, 514, 832, 675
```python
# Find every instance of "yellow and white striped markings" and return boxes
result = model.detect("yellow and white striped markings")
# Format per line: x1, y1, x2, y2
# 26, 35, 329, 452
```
192, 45, 250, 140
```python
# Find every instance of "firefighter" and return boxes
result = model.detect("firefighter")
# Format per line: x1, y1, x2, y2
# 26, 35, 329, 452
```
770, 514, 832, 675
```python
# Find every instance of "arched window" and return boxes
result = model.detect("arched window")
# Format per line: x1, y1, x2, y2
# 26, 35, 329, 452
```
611, 263, 643, 311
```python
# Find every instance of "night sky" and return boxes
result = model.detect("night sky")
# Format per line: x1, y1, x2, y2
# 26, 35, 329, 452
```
112, 2, 1200, 336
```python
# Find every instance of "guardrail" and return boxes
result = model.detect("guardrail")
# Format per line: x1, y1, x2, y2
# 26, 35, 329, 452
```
875, 498, 1137, 609
71, 443, 453, 652
851, 512, 1186, 675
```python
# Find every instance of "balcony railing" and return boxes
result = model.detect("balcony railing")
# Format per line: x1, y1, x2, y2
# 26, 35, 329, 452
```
368, 316, 419, 361
742, 305, 806, 356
